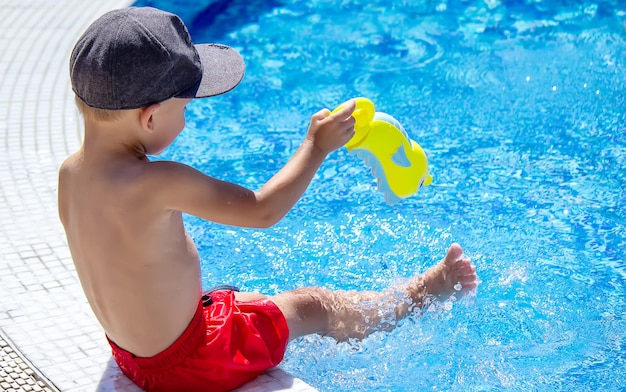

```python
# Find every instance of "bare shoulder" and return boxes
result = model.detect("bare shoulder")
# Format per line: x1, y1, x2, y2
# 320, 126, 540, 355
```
58, 152, 83, 195
58, 152, 80, 177
145, 159, 200, 176
57, 152, 85, 226
141, 159, 222, 196
137, 159, 217, 205
140, 159, 208, 189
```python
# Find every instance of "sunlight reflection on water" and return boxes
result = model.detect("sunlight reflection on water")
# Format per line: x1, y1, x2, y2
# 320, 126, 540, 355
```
144, 0, 626, 390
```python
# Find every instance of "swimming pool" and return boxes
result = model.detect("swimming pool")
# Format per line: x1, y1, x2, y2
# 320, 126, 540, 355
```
136, 0, 625, 390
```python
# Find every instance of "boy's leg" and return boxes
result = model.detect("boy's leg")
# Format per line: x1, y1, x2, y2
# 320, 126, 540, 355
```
269, 243, 477, 342
234, 292, 268, 301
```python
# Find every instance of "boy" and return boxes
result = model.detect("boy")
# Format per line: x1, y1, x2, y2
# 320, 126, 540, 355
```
59, 6, 477, 392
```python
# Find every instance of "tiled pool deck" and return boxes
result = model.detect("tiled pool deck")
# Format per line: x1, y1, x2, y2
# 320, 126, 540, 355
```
0, 1, 316, 391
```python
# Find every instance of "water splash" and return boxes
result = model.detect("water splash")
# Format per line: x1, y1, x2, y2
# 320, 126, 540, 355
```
153, 0, 626, 390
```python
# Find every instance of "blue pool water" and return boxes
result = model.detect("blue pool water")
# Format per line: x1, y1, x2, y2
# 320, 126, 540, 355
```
136, 0, 625, 390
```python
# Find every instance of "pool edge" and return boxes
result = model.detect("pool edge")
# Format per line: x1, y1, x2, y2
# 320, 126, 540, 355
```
0, 1, 317, 391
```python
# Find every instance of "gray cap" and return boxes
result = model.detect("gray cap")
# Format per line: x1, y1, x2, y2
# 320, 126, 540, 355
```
70, 7, 245, 110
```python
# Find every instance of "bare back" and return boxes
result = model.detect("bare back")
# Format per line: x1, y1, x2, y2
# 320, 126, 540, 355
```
58, 150, 202, 357
58, 98, 359, 358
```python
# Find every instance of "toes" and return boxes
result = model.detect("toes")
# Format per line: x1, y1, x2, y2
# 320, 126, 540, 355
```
458, 267, 478, 288
449, 242, 462, 254
459, 274, 476, 284
453, 260, 477, 289
444, 243, 464, 264
461, 282, 478, 290
442, 244, 478, 291
460, 263, 475, 274
451, 259, 473, 274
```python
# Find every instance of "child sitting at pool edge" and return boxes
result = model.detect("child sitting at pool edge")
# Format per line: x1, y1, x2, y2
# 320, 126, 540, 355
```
58, 7, 477, 392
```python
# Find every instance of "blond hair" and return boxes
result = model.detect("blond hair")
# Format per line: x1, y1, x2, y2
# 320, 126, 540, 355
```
74, 95, 123, 122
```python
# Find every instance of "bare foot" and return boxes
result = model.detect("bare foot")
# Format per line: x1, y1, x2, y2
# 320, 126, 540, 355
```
406, 243, 477, 306
423, 242, 477, 296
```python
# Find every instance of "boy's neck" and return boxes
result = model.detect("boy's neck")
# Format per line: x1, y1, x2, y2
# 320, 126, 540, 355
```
82, 118, 148, 161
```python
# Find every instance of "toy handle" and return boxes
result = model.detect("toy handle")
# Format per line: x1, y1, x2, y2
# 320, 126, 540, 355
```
332, 98, 375, 149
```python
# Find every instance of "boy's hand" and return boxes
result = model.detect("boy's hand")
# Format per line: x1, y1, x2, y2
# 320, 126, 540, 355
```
306, 99, 356, 154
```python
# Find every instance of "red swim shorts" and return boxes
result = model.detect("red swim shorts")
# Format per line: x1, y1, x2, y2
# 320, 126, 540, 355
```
107, 290, 289, 392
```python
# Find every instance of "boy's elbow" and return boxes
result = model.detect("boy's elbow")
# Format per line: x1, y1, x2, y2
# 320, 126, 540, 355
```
251, 197, 287, 228
254, 210, 282, 228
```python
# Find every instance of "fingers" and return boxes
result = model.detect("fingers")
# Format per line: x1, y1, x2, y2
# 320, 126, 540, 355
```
313, 108, 331, 119
342, 113, 356, 132
313, 99, 356, 122
329, 99, 356, 120
313, 101, 355, 132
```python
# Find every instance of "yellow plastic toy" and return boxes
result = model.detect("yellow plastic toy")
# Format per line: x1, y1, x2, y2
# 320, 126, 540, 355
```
333, 97, 432, 205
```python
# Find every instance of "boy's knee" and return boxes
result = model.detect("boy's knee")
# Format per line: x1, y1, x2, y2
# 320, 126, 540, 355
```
273, 287, 334, 337
290, 287, 332, 319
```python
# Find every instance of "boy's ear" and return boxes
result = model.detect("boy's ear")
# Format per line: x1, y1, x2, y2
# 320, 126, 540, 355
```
139, 103, 161, 133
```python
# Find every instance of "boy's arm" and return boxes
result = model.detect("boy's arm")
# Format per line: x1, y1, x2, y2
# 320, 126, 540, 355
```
153, 100, 356, 228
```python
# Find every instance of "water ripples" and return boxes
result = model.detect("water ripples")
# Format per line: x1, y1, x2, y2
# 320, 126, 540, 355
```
147, 0, 626, 390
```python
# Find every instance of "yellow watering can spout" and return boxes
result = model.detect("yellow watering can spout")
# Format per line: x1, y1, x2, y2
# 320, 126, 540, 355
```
332, 97, 433, 205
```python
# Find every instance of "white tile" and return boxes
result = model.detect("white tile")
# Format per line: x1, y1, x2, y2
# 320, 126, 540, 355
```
0, 0, 317, 391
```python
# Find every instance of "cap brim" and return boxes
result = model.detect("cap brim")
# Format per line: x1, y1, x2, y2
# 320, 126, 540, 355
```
189, 44, 245, 98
